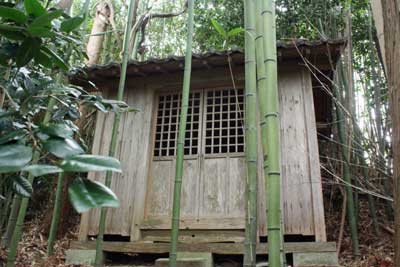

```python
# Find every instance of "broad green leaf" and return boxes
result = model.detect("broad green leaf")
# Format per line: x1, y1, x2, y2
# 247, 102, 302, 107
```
40, 46, 69, 70
68, 179, 119, 213
0, 6, 27, 23
11, 176, 33, 197
60, 15, 85, 32
40, 123, 73, 139
22, 164, 63, 177
0, 24, 23, 31
33, 50, 52, 67
60, 154, 121, 173
16, 38, 41, 67
227, 27, 244, 37
26, 25, 54, 37
211, 19, 227, 38
0, 130, 26, 145
0, 29, 26, 40
27, 9, 63, 31
0, 144, 32, 173
24, 0, 46, 17
42, 138, 84, 158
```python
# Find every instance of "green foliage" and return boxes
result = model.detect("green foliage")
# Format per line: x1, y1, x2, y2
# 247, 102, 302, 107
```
0, 144, 32, 173
24, 0, 46, 17
60, 154, 122, 173
10, 176, 33, 197
68, 178, 119, 213
0, 1, 132, 213
61, 16, 86, 32
22, 164, 63, 177
211, 18, 243, 49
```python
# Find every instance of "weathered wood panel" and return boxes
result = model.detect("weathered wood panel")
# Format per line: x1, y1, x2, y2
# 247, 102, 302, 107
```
280, 70, 315, 236
141, 230, 245, 243
79, 65, 326, 241
71, 241, 337, 255
256, 68, 325, 238
79, 82, 154, 238
301, 69, 326, 241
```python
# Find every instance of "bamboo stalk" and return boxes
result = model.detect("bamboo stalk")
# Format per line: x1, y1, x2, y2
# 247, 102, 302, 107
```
168, 1, 194, 266
243, 0, 258, 266
46, 173, 65, 256
1, 195, 20, 248
261, 1, 282, 266
94, 0, 139, 265
6, 98, 57, 267
354, 127, 380, 234
334, 67, 360, 257
46, 1, 92, 254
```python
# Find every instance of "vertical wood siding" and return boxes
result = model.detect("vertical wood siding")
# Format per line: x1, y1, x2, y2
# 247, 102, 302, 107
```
79, 66, 326, 242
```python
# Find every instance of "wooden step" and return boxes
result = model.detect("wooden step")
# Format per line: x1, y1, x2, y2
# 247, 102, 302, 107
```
155, 252, 213, 267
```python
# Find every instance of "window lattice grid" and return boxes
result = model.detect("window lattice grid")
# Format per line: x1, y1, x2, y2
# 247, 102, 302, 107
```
204, 88, 245, 154
154, 92, 201, 157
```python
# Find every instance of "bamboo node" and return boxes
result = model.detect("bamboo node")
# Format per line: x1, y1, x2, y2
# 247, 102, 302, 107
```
264, 112, 279, 118
268, 171, 280, 175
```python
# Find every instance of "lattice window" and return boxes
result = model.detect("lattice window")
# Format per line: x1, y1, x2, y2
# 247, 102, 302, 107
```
204, 88, 245, 154
154, 92, 201, 157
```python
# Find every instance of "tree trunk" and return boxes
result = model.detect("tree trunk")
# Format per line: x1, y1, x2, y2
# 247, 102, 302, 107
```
86, 2, 111, 65
379, 1, 400, 266
370, 0, 387, 72
57, 0, 74, 13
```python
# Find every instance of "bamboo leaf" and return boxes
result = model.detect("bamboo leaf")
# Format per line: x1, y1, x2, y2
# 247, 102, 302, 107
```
60, 154, 121, 173
22, 164, 63, 177
42, 138, 84, 158
24, 0, 46, 17
0, 6, 27, 23
0, 144, 32, 173
68, 179, 119, 213
60, 15, 85, 32
11, 176, 33, 197
227, 27, 244, 37
211, 19, 227, 38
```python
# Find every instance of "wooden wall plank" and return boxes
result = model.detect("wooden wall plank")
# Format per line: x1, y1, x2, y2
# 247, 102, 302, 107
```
301, 69, 327, 241
71, 241, 338, 254
79, 65, 326, 241
279, 70, 315, 236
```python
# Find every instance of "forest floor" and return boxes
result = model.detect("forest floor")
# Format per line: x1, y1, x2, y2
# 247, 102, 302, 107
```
0, 195, 394, 267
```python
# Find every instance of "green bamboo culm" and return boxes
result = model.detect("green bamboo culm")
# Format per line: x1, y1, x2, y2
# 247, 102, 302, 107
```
1, 195, 21, 248
94, 0, 139, 265
261, 0, 282, 266
6, 98, 57, 267
47, 0, 92, 256
168, 1, 195, 266
333, 70, 360, 257
46, 173, 65, 256
243, 0, 258, 266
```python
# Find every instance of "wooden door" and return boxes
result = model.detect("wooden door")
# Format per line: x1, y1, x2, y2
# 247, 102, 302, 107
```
142, 88, 246, 230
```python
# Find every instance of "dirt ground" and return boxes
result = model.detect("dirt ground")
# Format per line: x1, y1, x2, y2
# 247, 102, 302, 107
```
0, 196, 394, 267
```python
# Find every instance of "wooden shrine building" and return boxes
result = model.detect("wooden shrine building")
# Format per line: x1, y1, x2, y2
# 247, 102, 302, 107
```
70, 39, 344, 262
